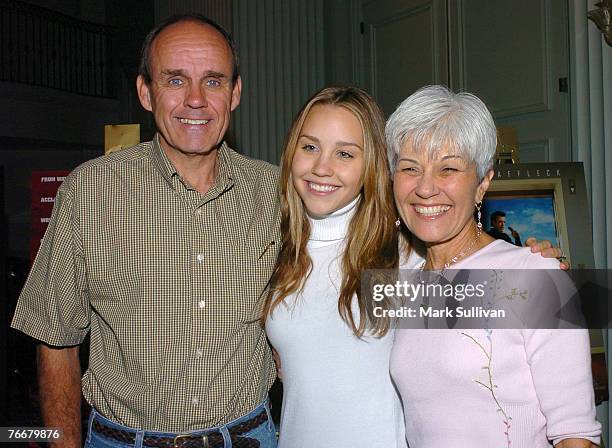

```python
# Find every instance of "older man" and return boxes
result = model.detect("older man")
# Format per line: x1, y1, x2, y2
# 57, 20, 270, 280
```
12, 14, 280, 448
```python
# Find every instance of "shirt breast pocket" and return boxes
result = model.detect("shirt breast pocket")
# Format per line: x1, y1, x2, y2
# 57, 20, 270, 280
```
227, 239, 280, 322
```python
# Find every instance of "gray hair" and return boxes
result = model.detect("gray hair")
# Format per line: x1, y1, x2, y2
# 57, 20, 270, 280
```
385, 85, 497, 179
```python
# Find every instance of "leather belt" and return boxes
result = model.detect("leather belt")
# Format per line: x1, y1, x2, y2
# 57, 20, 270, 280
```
91, 409, 268, 448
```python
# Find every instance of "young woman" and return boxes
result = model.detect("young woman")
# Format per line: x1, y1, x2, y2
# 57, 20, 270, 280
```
263, 86, 406, 447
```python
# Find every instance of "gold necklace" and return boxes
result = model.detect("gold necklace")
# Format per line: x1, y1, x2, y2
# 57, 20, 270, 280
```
420, 227, 482, 273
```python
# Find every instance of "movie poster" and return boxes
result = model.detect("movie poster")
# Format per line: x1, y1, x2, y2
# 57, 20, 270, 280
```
30, 170, 70, 262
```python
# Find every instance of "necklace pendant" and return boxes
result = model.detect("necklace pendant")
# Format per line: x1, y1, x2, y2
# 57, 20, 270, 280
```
424, 227, 482, 272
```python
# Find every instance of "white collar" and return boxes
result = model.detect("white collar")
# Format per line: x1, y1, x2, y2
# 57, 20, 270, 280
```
307, 196, 360, 243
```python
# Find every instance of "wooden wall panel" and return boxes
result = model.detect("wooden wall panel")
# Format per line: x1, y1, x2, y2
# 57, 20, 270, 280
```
232, 0, 325, 163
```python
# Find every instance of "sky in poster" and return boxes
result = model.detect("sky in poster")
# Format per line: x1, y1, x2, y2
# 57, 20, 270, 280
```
483, 195, 559, 247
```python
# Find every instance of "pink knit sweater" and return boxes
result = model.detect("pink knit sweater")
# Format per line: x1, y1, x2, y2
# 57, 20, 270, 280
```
391, 240, 601, 447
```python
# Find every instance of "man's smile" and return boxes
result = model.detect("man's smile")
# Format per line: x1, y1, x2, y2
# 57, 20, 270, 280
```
178, 118, 211, 125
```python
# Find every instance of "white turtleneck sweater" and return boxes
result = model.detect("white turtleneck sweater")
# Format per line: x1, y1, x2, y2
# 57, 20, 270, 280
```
265, 199, 407, 448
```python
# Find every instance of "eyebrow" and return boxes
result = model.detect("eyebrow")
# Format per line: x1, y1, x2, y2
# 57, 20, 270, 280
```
397, 154, 465, 163
299, 134, 363, 150
161, 69, 186, 77
440, 154, 464, 161
160, 69, 229, 79
397, 157, 419, 163
204, 71, 229, 79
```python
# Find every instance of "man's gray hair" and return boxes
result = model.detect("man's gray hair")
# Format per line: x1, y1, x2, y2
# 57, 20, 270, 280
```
385, 85, 497, 179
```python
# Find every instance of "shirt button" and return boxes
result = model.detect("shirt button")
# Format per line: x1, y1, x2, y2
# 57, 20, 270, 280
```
198, 300, 205, 309
196, 253, 205, 262
196, 349, 203, 358
195, 209, 202, 216
192, 397, 199, 406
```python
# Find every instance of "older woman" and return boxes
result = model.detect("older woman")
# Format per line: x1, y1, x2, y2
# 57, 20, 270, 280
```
387, 85, 601, 448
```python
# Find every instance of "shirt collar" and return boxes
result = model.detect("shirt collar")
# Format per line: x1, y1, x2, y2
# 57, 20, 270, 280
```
149, 134, 177, 183
149, 134, 235, 192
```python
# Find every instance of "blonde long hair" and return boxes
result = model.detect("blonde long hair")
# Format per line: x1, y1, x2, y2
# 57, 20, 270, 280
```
263, 86, 400, 337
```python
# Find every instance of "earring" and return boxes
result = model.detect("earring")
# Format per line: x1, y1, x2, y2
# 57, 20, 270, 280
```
395, 218, 401, 228
475, 201, 483, 229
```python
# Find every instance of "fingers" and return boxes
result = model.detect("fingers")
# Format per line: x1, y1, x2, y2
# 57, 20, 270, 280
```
525, 237, 569, 270
272, 348, 282, 380
539, 247, 563, 259
526, 238, 553, 253
559, 260, 570, 271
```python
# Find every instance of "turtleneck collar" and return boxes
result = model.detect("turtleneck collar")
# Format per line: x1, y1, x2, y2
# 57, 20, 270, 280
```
308, 196, 360, 244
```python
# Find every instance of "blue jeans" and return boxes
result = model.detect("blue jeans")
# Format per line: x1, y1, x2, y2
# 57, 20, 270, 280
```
84, 400, 277, 448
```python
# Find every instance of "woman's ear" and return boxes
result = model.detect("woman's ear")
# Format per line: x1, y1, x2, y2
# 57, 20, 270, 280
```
476, 169, 495, 202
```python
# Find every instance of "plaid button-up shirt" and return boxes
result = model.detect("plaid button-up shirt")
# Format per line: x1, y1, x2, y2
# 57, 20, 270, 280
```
11, 136, 281, 431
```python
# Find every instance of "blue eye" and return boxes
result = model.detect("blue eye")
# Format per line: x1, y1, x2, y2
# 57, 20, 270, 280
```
206, 79, 221, 87
338, 151, 354, 159
302, 144, 318, 152
168, 78, 183, 86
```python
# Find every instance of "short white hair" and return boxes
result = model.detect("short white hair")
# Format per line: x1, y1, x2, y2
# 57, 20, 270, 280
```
385, 85, 497, 179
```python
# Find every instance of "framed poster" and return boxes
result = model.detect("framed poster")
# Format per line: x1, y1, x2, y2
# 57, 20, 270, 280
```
31, 170, 70, 262
485, 162, 593, 269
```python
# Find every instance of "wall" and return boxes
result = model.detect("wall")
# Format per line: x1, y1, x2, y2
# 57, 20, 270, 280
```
0, 0, 123, 259
22, 0, 106, 24
0, 83, 119, 146
569, 0, 612, 444
0, 138, 100, 259
323, 0, 361, 86
570, 0, 612, 269
105, 0, 154, 134
0, 82, 116, 258
155, 0, 232, 30
231, 0, 325, 163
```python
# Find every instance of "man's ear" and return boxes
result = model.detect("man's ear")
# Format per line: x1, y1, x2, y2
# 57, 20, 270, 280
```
230, 76, 242, 112
136, 75, 153, 112
476, 169, 495, 202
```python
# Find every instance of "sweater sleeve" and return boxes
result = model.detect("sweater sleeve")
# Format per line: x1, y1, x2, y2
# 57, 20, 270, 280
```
521, 252, 601, 445
523, 328, 601, 445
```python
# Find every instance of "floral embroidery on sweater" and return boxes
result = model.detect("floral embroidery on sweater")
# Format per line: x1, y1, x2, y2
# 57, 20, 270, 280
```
461, 330, 513, 448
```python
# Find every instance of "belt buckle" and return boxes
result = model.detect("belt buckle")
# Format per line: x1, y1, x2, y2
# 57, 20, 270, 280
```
173, 433, 208, 448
